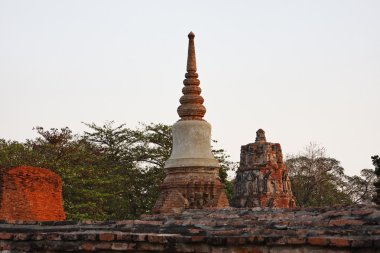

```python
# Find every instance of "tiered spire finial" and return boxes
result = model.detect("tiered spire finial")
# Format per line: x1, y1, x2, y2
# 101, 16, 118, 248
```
177, 32, 206, 120
255, 129, 267, 142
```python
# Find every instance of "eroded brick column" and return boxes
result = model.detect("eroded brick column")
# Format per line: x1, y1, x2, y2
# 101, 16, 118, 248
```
0, 166, 66, 221
232, 129, 297, 208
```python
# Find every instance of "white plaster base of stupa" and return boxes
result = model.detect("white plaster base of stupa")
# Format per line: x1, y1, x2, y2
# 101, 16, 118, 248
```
153, 120, 229, 214
164, 120, 220, 168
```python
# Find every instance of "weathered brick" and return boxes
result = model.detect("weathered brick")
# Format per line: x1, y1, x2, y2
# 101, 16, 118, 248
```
46, 233, 61, 241
174, 243, 196, 253
111, 242, 130, 251
226, 236, 246, 245
148, 235, 168, 244
0, 233, 13, 240
13, 233, 30, 241
191, 236, 206, 242
132, 233, 147, 242
351, 209, 374, 216
81, 242, 95, 251
374, 238, 380, 248
312, 229, 328, 235
189, 228, 202, 234
138, 242, 165, 251
31, 233, 44, 241
134, 220, 163, 226
247, 235, 255, 243
286, 237, 306, 245
10, 242, 32, 252
62, 233, 78, 241
255, 235, 265, 243
210, 229, 242, 236
98, 233, 114, 241
266, 236, 286, 246
115, 220, 134, 226
308, 237, 329, 246
329, 238, 350, 247
0, 241, 11, 250
115, 232, 132, 241
95, 242, 112, 249
208, 236, 227, 246
329, 219, 365, 226
323, 210, 351, 218
350, 238, 373, 248
83, 233, 97, 241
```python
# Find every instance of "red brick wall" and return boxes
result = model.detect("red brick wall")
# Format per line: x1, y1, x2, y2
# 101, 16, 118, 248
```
0, 166, 66, 221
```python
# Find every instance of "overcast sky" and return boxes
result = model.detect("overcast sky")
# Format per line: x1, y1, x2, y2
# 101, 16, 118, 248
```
1, 0, 379, 176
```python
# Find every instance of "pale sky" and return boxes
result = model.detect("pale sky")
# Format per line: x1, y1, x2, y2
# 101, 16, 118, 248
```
1, 0, 379, 176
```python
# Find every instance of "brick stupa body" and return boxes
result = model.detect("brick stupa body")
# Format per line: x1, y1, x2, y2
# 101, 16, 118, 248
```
232, 129, 296, 208
0, 166, 66, 221
153, 32, 229, 213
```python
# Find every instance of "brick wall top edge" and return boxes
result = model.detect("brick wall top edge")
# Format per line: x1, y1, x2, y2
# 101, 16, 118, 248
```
0, 204, 374, 225
7, 166, 59, 178
0, 204, 378, 230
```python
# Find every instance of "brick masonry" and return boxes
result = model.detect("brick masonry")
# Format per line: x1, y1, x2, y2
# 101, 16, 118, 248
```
0, 166, 66, 221
233, 129, 296, 208
0, 204, 379, 252
153, 167, 229, 213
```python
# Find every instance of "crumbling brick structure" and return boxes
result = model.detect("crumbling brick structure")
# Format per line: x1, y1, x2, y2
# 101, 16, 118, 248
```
0, 166, 66, 221
232, 129, 296, 208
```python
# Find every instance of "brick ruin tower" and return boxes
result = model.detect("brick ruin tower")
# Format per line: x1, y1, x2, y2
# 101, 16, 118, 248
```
153, 32, 229, 213
232, 129, 296, 208
0, 166, 66, 221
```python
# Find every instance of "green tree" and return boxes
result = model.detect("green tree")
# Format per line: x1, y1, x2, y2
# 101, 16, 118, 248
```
0, 139, 34, 169
372, 155, 380, 176
372, 155, 380, 204
286, 143, 352, 207
28, 127, 111, 220
83, 122, 148, 219
344, 169, 376, 204
211, 140, 238, 201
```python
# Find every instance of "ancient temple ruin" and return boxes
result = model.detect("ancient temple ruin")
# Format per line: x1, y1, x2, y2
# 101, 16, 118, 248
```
0, 32, 379, 253
153, 32, 229, 213
232, 129, 296, 208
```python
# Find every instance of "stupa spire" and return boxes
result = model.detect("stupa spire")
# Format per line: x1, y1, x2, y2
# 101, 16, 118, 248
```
255, 129, 267, 142
177, 32, 206, 120
186, 31, 196, 72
